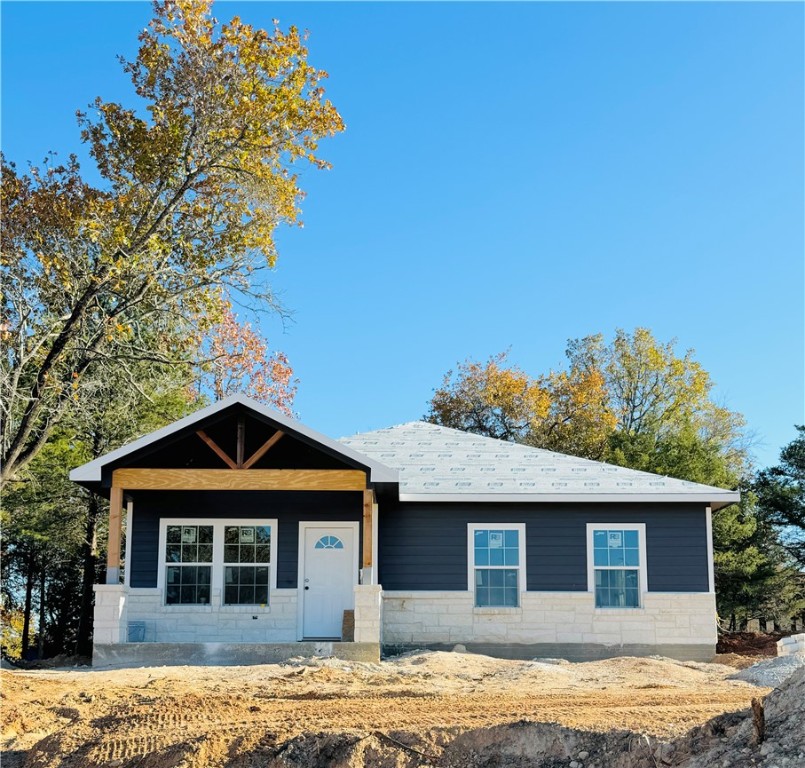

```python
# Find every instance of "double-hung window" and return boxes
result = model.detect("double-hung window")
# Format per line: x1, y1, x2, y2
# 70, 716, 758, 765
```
586, 523, 647, 608
160, 519, 277, 606
224, 525, 272, 606
468, 523, 526, 608
165, 524, 214, 605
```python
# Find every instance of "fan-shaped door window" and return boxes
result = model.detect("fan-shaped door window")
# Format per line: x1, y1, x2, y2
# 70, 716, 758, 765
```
314, 535, 344, 550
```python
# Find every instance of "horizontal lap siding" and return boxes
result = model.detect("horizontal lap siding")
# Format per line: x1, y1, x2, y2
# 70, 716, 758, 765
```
378, 501, 708, 592
130, 490, 362, 589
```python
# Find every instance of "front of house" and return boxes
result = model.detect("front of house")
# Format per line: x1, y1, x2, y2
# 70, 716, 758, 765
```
70, 395, 739, 666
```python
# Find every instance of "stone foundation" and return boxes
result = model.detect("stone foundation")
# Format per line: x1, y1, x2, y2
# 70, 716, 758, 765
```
121, 587, 298, 643
93, 641, 380, 668
381, 590, 717, 659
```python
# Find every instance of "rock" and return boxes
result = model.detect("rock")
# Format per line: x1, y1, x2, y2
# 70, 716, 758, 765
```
570, 762, 581, 768
656, 743, 674, 764
578, 752, 589, 760
452, 644, 467, 653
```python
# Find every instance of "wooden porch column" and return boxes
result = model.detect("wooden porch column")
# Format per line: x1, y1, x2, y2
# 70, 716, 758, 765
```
106, 485, 124, 584
362, 489, 374, 569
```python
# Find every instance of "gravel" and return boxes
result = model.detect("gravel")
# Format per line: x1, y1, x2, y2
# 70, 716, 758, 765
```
730, 653, 805, 688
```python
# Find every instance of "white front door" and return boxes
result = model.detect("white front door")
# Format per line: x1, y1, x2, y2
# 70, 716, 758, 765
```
300, 523, 358, 639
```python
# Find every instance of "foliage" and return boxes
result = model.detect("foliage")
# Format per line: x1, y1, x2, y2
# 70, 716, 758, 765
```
426, 328, 747, 482
0, 605, 25, 659
427, 353, 550, 442
754, 425, 805, 567
200, 306, 296, 413
0, 0, 341, 483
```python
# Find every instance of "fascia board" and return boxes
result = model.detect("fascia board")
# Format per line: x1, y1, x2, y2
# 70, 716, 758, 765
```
397, 491, 740, 508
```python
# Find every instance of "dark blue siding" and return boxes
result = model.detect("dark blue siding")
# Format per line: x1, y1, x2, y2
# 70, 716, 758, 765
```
377, 502, 709, 593
129, 491, 363, 588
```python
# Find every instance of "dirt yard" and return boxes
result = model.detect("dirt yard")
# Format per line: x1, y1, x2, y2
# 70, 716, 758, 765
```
1, 651, 779, 767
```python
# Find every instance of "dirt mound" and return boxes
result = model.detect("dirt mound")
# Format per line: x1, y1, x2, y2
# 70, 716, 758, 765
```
1, 651, 777, 768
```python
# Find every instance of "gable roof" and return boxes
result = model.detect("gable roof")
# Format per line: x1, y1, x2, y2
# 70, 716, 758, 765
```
339, 421, 740, 509
69, 394, 399, 486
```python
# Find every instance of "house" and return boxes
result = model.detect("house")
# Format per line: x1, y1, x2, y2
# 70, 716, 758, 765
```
70, 394, 739, 666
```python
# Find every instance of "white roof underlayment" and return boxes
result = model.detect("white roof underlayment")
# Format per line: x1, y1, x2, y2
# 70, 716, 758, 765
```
69, 395, 739, 509
340, 421, 740, 508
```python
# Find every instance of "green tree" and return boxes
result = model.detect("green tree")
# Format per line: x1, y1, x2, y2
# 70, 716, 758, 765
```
712, 491, 799, 630
754, 426, 805, 568
0, 0, 342, 484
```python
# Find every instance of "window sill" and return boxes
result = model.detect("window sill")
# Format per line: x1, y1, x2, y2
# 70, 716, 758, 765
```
593, 607, 645, 614
219, 604, 271, 613
162, 604, 214, 612
473, 607, 522, 615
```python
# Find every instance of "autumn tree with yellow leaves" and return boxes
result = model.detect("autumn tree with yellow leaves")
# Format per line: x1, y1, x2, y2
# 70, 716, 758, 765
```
0, 0, 343, 484
427, 328, 748, 481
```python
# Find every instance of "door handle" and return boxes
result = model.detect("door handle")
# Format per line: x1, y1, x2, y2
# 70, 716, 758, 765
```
304, 586, 309, 590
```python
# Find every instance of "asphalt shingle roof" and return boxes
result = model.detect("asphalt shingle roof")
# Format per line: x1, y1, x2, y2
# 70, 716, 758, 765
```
340, 422, 739, 507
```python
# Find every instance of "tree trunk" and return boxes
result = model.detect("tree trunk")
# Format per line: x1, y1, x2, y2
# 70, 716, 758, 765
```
21, 551, 35, 657
75, 494, 100, 657
37, 566, 46, 659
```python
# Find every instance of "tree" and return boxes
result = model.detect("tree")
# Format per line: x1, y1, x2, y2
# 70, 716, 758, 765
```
754, 426, 805, 568
711, 491, 800, 630
567, 329, 748, 480
427, 352, 550, 442
426, 328, 747, 478
0, 0, 343, 484
200, 306, 296, 412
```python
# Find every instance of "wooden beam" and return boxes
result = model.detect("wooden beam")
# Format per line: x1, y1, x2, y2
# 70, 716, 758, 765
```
196, 430, 237, 469
362, 489, 374, 568
242, 430, 285, 470
236, 416, 245, 468
107, 485, 124, 584
112, 468, 367, 492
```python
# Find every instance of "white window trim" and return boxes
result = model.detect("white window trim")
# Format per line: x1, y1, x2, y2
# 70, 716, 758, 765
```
124, 499, 133, 587
467, 523, 527, 603
705, 506, 715, 594
586, 523, 648, 607
157, 518, 279, 605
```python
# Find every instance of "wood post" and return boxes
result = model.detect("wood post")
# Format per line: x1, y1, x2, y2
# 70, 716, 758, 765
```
106, 485, 123, 584
362, 489, 374, 569
236, 416, 245, 468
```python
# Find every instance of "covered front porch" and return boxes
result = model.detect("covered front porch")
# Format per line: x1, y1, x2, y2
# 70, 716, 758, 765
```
70, 396, 394, 665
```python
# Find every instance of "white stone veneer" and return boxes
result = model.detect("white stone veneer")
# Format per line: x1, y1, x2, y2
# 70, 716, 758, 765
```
353, 584, 383, 643
381, 591, 717, 647
104, 587, 299, 644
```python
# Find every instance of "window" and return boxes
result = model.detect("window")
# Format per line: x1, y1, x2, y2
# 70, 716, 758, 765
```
468, 524, 526, 608
159, 519, 278, 606
586, 524, 647, 608
165, 524, 213, 605
224, 525, 271, 605
315, 535, 344, 549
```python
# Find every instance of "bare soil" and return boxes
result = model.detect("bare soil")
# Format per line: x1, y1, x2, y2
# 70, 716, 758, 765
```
716, 631, 792, 656
0, 651, 774, 768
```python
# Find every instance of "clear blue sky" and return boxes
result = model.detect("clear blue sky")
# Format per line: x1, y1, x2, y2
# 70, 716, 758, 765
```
2, 1, 803, 469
